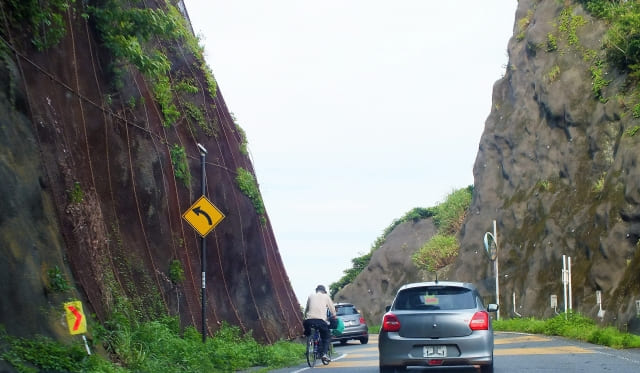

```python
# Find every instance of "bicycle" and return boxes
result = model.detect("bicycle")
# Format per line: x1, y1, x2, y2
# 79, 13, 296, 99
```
306, 326, 332, 367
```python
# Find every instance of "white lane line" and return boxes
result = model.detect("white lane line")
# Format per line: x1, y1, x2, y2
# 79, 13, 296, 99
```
290, 353, 348, 373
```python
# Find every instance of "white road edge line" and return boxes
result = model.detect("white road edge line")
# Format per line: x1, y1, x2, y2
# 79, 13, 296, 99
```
290, 353, 349, 373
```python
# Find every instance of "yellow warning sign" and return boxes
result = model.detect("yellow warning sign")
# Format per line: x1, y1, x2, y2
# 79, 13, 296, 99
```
64, 301, 87, 335
182, 195, 225, 237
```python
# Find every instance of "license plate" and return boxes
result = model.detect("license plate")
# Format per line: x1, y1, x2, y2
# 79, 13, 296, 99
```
423, 345, 446, 357
345, 321, 355, 326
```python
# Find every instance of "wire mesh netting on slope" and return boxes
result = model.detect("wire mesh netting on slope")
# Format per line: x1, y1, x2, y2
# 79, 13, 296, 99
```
0, 0, 302, 342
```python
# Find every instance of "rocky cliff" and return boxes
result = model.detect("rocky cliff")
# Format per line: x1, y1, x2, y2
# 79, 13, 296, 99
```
338, 0, 640, 332
455, 0, 640, 331
0, 0, 301, 344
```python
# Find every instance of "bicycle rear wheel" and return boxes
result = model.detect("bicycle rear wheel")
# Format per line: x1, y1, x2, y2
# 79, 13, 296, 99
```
306, 335, 316, 367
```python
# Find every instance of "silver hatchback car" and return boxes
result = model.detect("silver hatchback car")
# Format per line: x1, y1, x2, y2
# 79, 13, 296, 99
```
378, 281, 499, 373
333, 302, 369, 344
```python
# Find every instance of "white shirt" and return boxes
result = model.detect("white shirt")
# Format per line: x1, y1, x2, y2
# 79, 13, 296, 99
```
305, 291, 336, 321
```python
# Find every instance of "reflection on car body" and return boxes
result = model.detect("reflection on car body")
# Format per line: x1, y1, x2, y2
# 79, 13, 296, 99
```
378, 281, 498, 373
332, 302, 369, 345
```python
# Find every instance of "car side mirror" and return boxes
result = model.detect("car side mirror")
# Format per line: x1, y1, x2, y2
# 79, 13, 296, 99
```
385, 305, 391, 312
487, 304, 499, 312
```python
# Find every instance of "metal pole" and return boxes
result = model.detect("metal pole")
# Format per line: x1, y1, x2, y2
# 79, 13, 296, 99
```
494, 220, 500, 320
513, 292, 522, 317
198, 143, 207, 342
82, 335, 91, 355
568, 256, 572, 311
562, 255, 568, 318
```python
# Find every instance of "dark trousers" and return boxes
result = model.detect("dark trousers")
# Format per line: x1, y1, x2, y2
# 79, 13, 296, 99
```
303, 319, 331, 355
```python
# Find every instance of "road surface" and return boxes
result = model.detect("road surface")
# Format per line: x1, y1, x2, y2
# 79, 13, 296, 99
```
270, 333, 640, 372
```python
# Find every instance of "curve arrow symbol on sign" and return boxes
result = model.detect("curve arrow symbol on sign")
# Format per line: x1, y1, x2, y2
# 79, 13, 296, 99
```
192, 206, 212, 225
67, 306, 83, 331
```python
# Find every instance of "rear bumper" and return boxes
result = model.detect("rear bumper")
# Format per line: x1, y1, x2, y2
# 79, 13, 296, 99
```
378, 331, 493, 367
332, 326, 368, 341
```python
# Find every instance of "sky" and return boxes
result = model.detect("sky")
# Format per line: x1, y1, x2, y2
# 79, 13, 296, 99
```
183, 1, 519, 306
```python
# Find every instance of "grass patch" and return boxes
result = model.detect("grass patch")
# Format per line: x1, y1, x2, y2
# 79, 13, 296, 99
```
168, 260, 184, 284
230, 113, 249, 155
516, 9, 534, 41
546, 32, 558, 52
625, 125, 640, 137
494, 312, 640, 349
431, 186, 473, 234
68, 181, 84, 204
412, 234, 459, 272
547, 65, 560, 82
90, 0, 217, 125
47, 265, 71, 292
368, 325, 381, 334
2, 0, 74, 50
0, 318, 304, 373
593, 173, 606, 193
174, 78, 199, 94
169, 144, 191, 188
183, 102, 209, 135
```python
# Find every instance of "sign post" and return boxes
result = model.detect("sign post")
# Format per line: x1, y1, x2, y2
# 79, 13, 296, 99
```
597, 290, 605, 319
181, 144, 225, 342
483, 220, 500, 320
199, 144, 207, 343
562, 255, 572, 318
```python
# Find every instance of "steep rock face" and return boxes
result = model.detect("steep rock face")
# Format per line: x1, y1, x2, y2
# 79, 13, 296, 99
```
0, 0, 301, 343
453, 0, 640, 330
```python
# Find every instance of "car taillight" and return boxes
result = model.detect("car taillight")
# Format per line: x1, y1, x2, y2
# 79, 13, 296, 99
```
469, 311, 489, 330
359, 316, 366, 325
381, 313, 401, 332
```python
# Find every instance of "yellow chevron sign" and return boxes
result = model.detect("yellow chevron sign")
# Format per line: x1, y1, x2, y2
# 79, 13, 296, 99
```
64, 301, 87, 335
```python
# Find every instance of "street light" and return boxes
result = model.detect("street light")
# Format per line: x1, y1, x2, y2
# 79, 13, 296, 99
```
197, 143, 207, 342
483, 220, 500, 320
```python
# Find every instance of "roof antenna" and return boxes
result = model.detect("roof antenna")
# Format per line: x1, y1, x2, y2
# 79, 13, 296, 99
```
435, 272, 438, 284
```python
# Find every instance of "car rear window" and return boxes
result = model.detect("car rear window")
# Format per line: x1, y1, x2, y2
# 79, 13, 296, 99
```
336, 305, 357, 316
393, 286, 476, 310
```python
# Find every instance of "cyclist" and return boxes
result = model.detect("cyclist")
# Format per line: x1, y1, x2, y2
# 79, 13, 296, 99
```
303, 284, 336, 363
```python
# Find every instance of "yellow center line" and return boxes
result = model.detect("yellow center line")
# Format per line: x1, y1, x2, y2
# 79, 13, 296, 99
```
495, 335, 551, 344
496, 346, 593, 355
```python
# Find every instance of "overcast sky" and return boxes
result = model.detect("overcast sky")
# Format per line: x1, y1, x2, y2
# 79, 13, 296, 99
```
184, 1, 518, 306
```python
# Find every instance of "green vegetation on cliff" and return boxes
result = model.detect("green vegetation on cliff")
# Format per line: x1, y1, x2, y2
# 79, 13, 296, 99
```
169, 144, 191, 187
90, 0, 213, 127
1, 0, 74, 50
236, 167, 266, 224
412, 187, 472, 273
578, 0, 640, 104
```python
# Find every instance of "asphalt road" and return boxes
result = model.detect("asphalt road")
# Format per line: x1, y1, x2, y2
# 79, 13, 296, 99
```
270, 333, 640, 373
